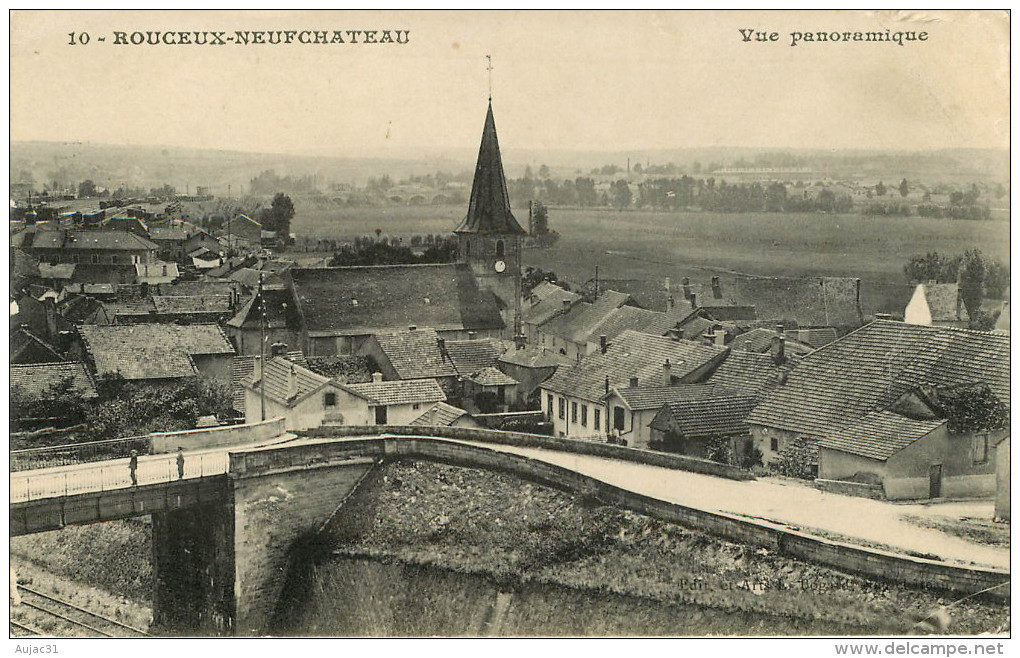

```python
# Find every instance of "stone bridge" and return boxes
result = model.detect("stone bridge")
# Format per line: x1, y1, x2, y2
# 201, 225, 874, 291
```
9, 428, 1010, 636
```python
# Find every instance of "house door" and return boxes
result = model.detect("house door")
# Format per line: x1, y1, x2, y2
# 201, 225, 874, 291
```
375, 406, 388, 425
613, 406, 626, 432
928, 464, 943, 499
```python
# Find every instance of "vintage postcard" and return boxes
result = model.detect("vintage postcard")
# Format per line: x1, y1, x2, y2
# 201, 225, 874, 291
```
7, 8, 1011, 649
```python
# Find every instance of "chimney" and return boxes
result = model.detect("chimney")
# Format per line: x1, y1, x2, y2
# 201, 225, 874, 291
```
408, 325, 417, 331
775, 323, 785, 337
682, 277, 691, 300
875, 313, 893, 321
372, 372, 384, 383
629, 376, 639, 388
140, 281, 149, 298
468, 331, 477, 340
771, 334, 786, 365
44, 297, 58, 340
271, 342, 288, 357
287, 363, 299, 400
927, 279, 937, 286
690, 292, 697, 309
562, 299, 572, 310
605, 375, 610, 395
667, 295, 675, 311
599, 335, 608, 354
663, 359, 672, 386
711, 276, 721, 299
713, 328, 726, 346
429, 406, 438, 426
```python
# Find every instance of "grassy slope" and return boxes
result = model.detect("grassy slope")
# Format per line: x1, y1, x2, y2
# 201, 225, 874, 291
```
302, 461, 1008, 636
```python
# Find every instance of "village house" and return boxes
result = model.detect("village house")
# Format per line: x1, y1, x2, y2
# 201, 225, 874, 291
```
244, 356, 375, 431
221, 214, 263, 250
409, 401, 482, 429
345, 375, 448, 425
462, 366, 519, 411
356, 327, 459, 388
747, 320, 1009, 498
903, 282, 969, 328
13, 229, 158, 268
11, 361, 99, 404
541, 329, 728, 440
533, 289, 637, 360
496, 345, 574, 406
602, 381, 731, 449
148, 226, 191, 262
443, 336, 508, 378
71, 323, 236, 384
225, 284, 301, 356
521, 281, 582, 343
135, 261, 180, 285
648, 394, 759, 458
287, 264, 505, 356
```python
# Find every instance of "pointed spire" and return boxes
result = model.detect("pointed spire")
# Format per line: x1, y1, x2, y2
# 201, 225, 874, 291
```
455, 102, 526, 235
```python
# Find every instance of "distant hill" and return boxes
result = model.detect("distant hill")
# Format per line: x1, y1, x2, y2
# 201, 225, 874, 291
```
10, 140, 1008, 197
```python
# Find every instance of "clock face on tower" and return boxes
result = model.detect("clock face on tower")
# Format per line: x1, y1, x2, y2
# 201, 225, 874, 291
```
494, 260, 507, 273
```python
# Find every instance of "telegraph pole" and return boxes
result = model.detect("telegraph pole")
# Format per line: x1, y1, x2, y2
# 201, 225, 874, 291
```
259, 271, 266, 422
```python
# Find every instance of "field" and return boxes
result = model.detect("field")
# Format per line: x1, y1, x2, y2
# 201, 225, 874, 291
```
290, 202, 1010, 316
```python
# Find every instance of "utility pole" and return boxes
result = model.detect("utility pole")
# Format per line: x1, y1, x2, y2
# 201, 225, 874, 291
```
259, 271, 266, 422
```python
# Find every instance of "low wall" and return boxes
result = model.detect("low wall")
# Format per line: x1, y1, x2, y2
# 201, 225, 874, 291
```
298, 425, 754, 481
150, 418, 286, 453
815, 478, 885, 501
230, 436, 1009, 603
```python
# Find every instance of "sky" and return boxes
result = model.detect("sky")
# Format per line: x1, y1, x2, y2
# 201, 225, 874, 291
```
9, 10, 1011, 156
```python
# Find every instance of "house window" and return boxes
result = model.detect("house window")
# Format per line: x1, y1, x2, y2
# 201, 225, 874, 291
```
111, 255, 119, 265
91, 254, 100, 264
581, 405, 588, 427
770, 438, 779, 452
496, 240, 505, 258
375, 406, 388, 425
973, 434, 989, 465
594, 408, 601, 431
413, 402, 421, 410
613, 406, 625, 432
571, 401, 578, 423
324, 392, 337, 407
547, 394, 554, 418
558, 397, 566, 420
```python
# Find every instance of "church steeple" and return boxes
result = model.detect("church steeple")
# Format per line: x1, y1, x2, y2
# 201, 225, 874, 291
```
455, 102, 526, 235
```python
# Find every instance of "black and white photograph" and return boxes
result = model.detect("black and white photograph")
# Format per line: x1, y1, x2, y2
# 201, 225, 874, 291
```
6, 8, 1011, 647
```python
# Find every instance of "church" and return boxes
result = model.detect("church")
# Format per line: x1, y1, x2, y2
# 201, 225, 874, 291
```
260, 102, 526, 357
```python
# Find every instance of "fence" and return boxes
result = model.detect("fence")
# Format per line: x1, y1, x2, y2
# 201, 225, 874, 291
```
10, 452, 228, 503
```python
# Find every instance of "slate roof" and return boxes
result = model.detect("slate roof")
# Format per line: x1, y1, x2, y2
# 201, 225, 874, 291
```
652, 395, 760, 440
498, 346, 575, 369
373, 328, 458, 380
444, 337, 507, 375
539, 290, 634, 344
467, 366, 518, 387
920, 283, 968, 322
543, 329, 728, 402
347, 378, 447, 406
707, 351, 788, 398
819, 411, 947, 461
409, 401, 472, 427
747, 320, 1010, 437
454, 103, 526, 236
290, 264, 504, 335
608, 383, 730, 411
76, 323, 235, 380
11, 361, 98, 400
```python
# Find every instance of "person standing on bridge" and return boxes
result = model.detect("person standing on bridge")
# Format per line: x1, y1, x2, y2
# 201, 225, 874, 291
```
177, 447, 185, 480
129, 450, 138, 486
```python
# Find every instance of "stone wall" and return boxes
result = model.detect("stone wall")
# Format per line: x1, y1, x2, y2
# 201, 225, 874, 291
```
815, 478, 885, 500
150, 417, 286, 453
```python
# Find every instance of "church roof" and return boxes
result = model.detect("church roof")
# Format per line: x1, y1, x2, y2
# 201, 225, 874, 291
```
455, 103, 526, 236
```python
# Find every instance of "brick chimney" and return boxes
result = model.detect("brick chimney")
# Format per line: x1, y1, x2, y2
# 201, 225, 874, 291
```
662, 359, 672, 386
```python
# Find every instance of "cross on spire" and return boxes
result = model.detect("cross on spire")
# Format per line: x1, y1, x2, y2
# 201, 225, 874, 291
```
486, 54, 493, 101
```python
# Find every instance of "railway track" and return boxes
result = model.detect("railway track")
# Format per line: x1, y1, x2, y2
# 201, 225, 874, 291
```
11, 585, 149, 637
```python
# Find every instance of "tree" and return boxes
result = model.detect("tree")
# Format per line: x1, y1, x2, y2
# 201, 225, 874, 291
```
938, 385, 1009, 435
531, 201, 549, 236
904, 252, 960, 284
538, 164, 550, 179
77, 179, 98, 198
875, 181, 887, 197
611, 179, 632, 210
959, 249, 986, 319
259, 193, 295, 244
899, 178, 909, 198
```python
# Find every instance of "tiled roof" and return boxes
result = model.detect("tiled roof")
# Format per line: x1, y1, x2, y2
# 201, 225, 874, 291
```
727, 328, 776, 353
77, 323, 235, 380
539, 290, 633, 344
747, 320, 1010, 437
727, 276, 864, 328
10, 328, 64, 364
444, 337, 507, 375
28, 230, 159, 252
787, 327, 839, 348
373, 328, 458, 380
585, 305, 685, 344
248, 356, 360, 407
409, 401, 472, 427
654, 395, 760, 440
156, 281, 239, 297
102, 299, 157, 318
523, 285, 582, 327
226, 287, 298, 330
11, 361, 98, 400
543, 329, 728, 402
135, 262, 180, 279
232, 352, 308, 411
467, 366, 518, 387
228, 268, 285, 290
698, 305, 758, 322
921, 283, 968, 322
498, 346, 575, 369
290, 264, 504, 335
674, 315, 716, 340
347, 378, 447, 406
819, 411, 947, 461
707, 351, 788, 398
152, 295, 233, 315
609, 383, 730, 411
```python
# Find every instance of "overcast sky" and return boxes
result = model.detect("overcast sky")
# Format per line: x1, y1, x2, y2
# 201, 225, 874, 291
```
10, 10, 1010, 155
